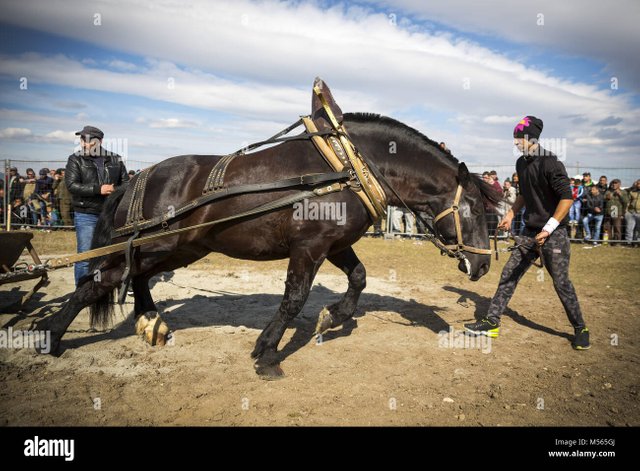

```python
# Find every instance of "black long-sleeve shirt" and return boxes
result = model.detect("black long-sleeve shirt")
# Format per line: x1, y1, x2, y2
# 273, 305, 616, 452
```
515, 147, 572, 230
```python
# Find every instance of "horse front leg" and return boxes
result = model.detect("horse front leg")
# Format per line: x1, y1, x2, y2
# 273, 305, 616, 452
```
316, 246, 366, 334
251, 244, 327, 378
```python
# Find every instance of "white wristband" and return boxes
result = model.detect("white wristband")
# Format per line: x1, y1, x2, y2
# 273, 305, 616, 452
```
542, 217, 560, 235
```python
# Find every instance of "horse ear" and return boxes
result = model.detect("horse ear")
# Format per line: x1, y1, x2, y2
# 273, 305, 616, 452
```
458, 162, 470, 186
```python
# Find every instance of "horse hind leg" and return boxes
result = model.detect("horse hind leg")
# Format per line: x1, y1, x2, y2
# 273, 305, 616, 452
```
30, 266, 123, 354
316, 246, 366, 335
251, 245, 328, 378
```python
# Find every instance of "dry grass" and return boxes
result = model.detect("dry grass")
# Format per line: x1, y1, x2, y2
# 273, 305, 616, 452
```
20, 230, 640, 299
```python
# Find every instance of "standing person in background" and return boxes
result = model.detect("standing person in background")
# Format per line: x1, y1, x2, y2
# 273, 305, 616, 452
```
8, 167, 22, 203
582, 172, 594, 189
66, 125, 129, 286
53, 168, 73, 227
597, 175, 610, 235
391, 207, 415, 235
625, 179, 640, 246
483, 172, 500, 237
596, 175, 608, 195
569, 176, 584, 239
490, 170, 503, 195
34, 168, 54, 225
21, 168, 37, 225
582, 185, 604, 245
511, 172, 525, 235
604, 179, 628, 245
499, 179, 517, 236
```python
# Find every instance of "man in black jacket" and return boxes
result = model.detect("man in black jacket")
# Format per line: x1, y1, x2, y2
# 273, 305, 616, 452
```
582, 185, 604, 244
66, 125, 129, 286
465, 116, 590, 350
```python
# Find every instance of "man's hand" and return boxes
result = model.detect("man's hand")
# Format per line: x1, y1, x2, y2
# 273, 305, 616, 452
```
535, 230, 550, 246
100, 184, 114, 195
498, 211, 514, 231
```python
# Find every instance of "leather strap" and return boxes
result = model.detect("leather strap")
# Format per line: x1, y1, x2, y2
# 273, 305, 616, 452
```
433, 184, 492, 256
114, 170, 352, 237
47, 181, 349, 271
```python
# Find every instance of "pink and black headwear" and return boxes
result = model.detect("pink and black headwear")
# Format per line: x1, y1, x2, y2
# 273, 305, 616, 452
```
513, 116, 543, 140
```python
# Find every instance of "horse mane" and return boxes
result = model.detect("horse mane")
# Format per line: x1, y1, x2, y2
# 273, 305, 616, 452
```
344, 112, 502, 207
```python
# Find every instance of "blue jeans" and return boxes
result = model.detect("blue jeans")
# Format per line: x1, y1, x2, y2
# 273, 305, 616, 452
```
74, 212, 99, 286
569, 200, 581, 223
582, 213, 603, 241
625, 212, 640, 242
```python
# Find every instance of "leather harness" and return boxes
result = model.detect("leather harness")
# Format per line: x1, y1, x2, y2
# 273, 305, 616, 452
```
432, 184, 493, 256
46, 78, 493, 295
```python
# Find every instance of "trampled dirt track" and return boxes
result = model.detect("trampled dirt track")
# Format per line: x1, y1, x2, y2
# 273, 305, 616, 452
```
1, 236, 639, 426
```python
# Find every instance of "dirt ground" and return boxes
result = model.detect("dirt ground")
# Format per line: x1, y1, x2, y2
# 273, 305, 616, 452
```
1, 234, 639, 426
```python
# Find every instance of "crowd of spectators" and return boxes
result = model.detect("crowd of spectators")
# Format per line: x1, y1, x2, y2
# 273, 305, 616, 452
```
485, 170, 640, 245
1, 167, 140, 229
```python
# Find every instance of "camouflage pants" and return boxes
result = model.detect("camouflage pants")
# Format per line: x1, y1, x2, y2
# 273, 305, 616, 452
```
487, 226, 586, 329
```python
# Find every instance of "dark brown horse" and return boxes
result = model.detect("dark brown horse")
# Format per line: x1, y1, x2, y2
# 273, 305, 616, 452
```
34, 112, 499, 377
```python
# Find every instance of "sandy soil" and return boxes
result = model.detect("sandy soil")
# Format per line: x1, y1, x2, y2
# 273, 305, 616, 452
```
1, 237, 639, 426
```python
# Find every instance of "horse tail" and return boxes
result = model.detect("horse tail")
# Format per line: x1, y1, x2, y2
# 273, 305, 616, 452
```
88, 185, 127, 329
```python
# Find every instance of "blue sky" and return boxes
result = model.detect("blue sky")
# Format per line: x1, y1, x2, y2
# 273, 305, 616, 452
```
1, 0, 638, 180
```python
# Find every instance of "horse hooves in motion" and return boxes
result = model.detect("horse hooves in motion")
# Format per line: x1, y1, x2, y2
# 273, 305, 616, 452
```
135, 311, 172, 347
32, 110, 496, 377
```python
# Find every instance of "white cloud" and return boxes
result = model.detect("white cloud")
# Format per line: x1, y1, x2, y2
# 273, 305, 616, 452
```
107, 59, 138, 71
363, 0, 640, 92
148, 118, 200, 128
0, 0, 637, 168
41, 130, 76, 142
0, 127, 32, 139
483, 115, 520, 125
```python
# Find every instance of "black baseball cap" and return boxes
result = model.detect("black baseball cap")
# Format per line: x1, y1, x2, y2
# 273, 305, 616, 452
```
583, 172, 591, 176
75, 125, 104, 140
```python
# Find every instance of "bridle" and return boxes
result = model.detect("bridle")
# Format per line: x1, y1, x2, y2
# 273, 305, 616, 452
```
365, 157, 493, 276
432, 184, 493, 257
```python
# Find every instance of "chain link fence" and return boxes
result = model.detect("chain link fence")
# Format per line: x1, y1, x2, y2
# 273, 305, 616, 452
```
2, 158, 639, 243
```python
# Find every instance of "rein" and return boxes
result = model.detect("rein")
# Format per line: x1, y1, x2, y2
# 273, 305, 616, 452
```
365, 158, 492, 265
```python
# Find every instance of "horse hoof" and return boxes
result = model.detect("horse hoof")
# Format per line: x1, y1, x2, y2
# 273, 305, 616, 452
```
255, 362, 285, 380
314, 306, 333, 335
134, 315, 149, 336
137, 314, 171, 347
